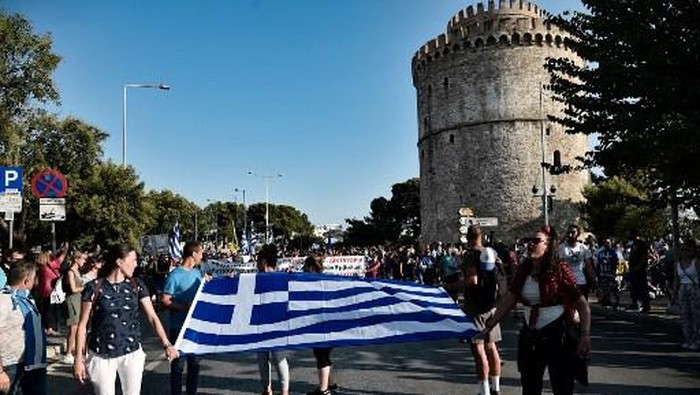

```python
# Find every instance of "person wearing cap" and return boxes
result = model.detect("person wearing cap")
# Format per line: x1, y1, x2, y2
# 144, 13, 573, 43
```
461, 224, 502, 395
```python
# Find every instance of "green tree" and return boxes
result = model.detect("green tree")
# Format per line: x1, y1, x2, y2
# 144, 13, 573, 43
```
344, 178, 420, 246
581, 176, 667, 240
144, 190, 199, 237
246, 203, 313, 243
64, 163, 152, 248
546, 1, 700, 208
1, 114, 108, 246
0, 12, 61, 165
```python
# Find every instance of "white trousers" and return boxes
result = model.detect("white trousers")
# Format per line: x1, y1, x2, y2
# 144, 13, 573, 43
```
86, 348, 146, 395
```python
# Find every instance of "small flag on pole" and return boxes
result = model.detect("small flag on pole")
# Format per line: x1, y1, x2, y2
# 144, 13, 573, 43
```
169, 221, 183, 260
175, 272, 478, 355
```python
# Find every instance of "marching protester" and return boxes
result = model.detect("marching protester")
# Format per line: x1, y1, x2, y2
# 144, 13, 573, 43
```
595, 238, 620, 308
461, 225, 502, 395
627, 229, 651, 313
558, 225, 596, 299
80, 253, 103, 284
0, 260, 48, 395
63, 250, 88, 364
255, 244, 291, 395
303, 255, 339, 395
672, 240, 700, 350
483, 226, 591, 395
74, 244, 178, 395
161, 241, 205, 395
35, 248, 64, 337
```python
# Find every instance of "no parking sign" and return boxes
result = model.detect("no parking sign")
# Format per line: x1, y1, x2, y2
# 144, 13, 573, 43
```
31, 169, 68, 198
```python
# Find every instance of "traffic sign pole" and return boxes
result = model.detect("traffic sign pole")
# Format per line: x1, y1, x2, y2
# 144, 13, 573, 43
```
9, 219, 13, 249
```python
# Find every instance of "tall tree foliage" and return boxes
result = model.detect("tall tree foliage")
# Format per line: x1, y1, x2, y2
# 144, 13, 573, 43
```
580, 176, 667, 240
65, 163, 152, 248
0, 13, 61, 165
344, 178, 420, 246
546, 1, 700, 209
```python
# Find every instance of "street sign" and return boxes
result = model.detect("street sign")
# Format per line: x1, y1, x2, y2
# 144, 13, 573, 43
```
31, 169, 68, 198
460, 235, 468, 244
40, 197, 66, 221
0, 166, 23, 213
459, 217, 499, 227
459, 225, 470, 234
0, 167, 22, 193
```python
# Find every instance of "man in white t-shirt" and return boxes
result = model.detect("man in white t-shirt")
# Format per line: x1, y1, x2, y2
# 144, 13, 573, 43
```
558, 224, 596, 299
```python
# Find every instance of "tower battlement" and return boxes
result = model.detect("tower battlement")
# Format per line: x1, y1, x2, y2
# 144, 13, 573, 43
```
411, 0, 587, 243
412, 0, 567, 68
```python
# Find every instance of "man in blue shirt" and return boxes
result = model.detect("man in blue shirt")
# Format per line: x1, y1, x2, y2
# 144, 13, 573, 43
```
162, 242, 204, 395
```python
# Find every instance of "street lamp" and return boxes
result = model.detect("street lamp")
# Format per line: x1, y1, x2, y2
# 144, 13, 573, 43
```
234, 188, 247, 244
122, 83, 170, 166
247, 171, 283, 244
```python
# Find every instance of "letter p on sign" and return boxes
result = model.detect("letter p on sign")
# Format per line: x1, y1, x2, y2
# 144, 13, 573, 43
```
0, 167, 23, 193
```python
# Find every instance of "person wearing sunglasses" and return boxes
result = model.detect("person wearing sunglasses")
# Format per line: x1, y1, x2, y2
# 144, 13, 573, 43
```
482, 226, 591, 395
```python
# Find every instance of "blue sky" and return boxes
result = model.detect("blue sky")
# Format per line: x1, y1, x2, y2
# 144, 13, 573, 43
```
4, 0, 583, 226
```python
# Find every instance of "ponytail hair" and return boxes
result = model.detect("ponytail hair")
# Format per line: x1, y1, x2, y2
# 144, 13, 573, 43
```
538, 225, 560, 278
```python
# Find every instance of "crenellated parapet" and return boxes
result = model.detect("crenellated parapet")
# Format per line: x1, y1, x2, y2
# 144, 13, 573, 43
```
412, 0, 568, 71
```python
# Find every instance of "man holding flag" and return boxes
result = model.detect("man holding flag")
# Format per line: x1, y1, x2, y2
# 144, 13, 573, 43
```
161, 242, 204, 395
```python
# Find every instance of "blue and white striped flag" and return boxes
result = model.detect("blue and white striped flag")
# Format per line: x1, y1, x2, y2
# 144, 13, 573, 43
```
175, 272, 478, 355
169, 222, 183, 260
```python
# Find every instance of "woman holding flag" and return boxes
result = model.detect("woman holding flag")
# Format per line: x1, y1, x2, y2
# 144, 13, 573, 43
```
73, 244, 178, 395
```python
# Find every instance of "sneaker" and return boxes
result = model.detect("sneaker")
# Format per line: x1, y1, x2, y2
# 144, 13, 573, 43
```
329, 383, 339, 394
62, 353, 75, 365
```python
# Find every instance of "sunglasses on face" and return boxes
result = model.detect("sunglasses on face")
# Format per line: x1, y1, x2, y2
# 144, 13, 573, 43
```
524, 237, 546, 245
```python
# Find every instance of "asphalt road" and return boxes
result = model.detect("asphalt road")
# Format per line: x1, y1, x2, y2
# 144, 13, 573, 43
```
47, 305, 700, 395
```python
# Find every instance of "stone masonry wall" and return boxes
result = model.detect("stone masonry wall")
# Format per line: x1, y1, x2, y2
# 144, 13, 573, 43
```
413, 1, 588, 243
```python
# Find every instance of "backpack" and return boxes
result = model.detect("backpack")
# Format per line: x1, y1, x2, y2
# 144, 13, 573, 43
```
50, 275, 66, 304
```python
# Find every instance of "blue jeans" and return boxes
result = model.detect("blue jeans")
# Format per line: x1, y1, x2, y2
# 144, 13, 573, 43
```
170, 329, 201, 395
6, 364, 48, 395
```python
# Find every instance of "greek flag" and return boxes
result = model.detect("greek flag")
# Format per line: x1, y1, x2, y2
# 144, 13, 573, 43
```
169, 222, 183, 260
241, 232, 258, 256
175, 272, 478, 355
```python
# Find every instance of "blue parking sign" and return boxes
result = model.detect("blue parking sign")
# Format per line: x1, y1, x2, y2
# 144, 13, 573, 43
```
0, 167, 23, 194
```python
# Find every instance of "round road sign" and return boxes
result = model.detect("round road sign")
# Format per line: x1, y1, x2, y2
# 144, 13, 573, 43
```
31, 169, 68, 198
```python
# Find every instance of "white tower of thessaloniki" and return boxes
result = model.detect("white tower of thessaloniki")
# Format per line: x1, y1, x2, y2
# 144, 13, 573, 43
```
412, 0, 589, 243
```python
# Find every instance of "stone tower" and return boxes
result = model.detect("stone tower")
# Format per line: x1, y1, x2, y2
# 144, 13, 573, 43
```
412, 0, 588, 243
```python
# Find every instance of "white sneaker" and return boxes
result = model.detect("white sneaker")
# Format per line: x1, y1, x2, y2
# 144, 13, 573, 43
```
62, 353, 75, 364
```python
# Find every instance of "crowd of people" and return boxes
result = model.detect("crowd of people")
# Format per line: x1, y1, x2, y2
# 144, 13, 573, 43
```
0, 222, 698, 395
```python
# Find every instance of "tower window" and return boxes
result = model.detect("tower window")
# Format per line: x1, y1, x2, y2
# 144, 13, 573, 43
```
449, 134, 455, 144
443, 77, 449, 90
